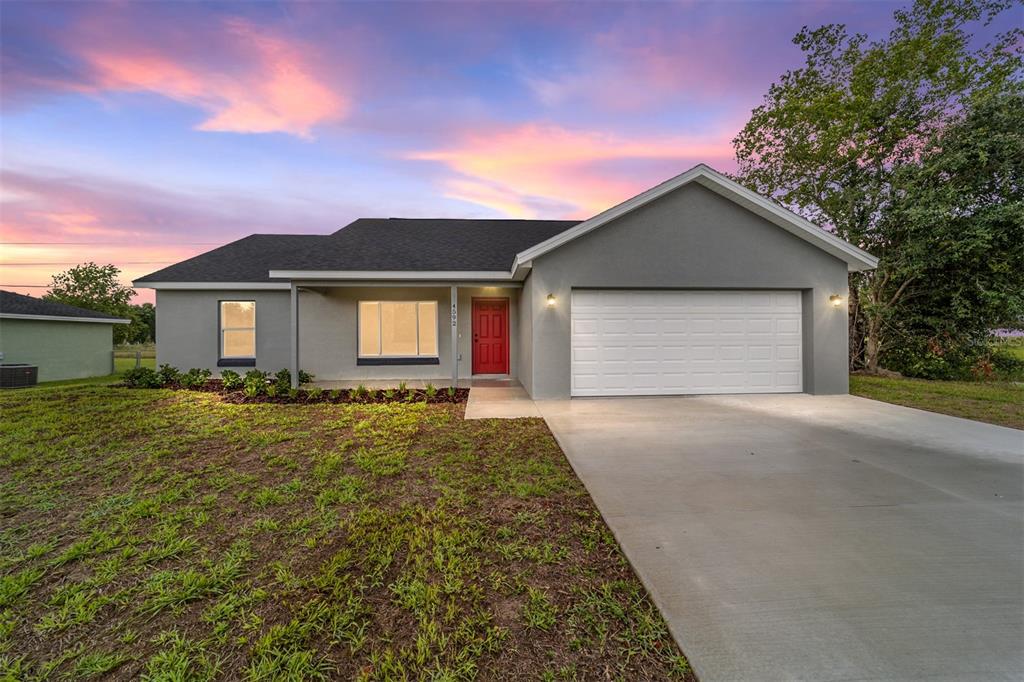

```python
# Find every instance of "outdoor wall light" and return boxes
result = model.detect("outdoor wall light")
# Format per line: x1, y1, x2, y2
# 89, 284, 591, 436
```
829, 294, 843, 307
547, 294, 557, 307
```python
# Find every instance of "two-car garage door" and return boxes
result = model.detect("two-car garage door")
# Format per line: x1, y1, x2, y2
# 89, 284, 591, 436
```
571, 290, 803, 396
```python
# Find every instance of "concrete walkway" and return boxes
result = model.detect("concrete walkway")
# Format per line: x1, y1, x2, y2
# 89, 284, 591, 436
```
537, 394, 1023, 682
464, 383, 540, 419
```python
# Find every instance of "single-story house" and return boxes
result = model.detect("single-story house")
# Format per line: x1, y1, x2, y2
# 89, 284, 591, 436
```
134, 164, 877, 398
0, 290, 131, 382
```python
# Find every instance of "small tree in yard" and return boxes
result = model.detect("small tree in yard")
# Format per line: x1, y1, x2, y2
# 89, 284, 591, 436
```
44, 262, 137, 344
732, 0, 1022, 373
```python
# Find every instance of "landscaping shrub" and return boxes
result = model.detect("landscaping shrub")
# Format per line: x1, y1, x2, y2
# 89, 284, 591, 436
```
298, 369, 314, 384
157, 364, 181, 386
179, 368, 212, 389
220, 370, 244, 391
120, 365, 469, 404
991, 349, 1024, 381
273, 369, 292, 393
123, 367, 162, 388
243, 370, 268, 397
884, 337, 1024, 382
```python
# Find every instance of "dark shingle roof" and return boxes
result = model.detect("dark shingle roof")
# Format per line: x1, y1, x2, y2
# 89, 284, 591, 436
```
135, 219, 579, 283
0, 290, 124, 320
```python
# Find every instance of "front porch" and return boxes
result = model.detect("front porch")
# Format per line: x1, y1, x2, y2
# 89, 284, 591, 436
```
288, 281, 521, 389
310, 376, 522, 390
308, 376, 541, 419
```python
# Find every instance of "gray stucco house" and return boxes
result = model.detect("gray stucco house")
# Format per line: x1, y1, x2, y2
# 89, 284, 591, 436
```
0, 290, 130, 382
134, 165, 876, 398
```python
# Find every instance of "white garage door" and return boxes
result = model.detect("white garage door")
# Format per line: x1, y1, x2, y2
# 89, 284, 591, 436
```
571, 290, 803, 396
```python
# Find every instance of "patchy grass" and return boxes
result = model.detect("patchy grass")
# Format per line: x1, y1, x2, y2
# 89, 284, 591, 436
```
850, 374, 1024, 429
113, 356, 156, 373
0, 383, 692, 680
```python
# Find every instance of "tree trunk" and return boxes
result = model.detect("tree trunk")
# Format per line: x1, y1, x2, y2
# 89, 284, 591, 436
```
848, 281, 862, 370
864, 312, 882, 373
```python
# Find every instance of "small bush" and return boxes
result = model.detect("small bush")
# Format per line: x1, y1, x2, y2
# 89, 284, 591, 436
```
446, 386, 456, 399
179, 368, 212, 389
991, 349, 1024, 381
306, 386, 323, 401
157, 364, 181, 386
123, 367, 161, 388
298, 369, 314, 384
243, 370, 268, 397
265, 384, 279, 398
220, 370, 244, 391
329, 389, 343, 402
424, 383, 437, 399
273, 369, 292, 393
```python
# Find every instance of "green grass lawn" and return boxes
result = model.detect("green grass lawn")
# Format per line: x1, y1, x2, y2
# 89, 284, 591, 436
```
850, 374, 1023, 429
998, 338, 1024, 362
113, 355, 156, 373
0, 384, 692, 680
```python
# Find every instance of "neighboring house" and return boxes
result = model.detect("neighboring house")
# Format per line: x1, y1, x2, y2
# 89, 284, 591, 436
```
134, 165, 877, 398
0, 290, 131, 382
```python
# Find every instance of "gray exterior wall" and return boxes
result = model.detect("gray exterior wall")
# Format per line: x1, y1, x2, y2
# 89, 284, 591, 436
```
298, 286, 518, 381
155, 289, 292, 372
155, 286, 520, 383
522, 182, 850, 399
0, 318, 115, 382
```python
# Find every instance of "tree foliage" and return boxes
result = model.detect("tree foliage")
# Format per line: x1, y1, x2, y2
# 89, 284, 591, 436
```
732, 0, 1022, 373
44, 262, 137, 344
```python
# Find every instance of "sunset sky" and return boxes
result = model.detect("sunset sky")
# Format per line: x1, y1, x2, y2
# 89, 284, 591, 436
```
1, 1, 1012, 304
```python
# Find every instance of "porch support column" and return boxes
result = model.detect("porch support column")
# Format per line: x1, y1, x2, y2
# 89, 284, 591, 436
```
450, 285, 458, 386
290, 283, 299, 389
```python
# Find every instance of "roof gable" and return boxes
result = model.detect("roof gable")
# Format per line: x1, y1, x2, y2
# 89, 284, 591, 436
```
513, 164, 877, 273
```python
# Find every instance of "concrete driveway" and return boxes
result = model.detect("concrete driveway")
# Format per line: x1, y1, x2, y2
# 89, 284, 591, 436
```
536, 394, 1023, 682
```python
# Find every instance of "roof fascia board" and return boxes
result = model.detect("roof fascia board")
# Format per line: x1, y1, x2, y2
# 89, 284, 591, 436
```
268, 270, 514, 281
293, 280, 522, 289
132, 282, 291, 290
513, 164, 878, 272
0, 313, 131, 324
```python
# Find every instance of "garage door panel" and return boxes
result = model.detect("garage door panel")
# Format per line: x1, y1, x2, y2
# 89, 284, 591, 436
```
571, 290, 803, 396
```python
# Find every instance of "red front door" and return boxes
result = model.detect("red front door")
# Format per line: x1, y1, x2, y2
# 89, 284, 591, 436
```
472, 298, 509, 375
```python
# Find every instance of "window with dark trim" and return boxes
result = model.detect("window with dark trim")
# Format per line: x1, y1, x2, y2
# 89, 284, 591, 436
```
358, 301, 438, 361
219, 301, 255, 363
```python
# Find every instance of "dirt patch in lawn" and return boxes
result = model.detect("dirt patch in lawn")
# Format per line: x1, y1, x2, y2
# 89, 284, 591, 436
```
0, 385, 694, 680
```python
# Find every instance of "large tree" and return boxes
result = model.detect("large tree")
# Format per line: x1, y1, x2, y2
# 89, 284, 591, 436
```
732, 0, 1022, 372
44, 262, 137, 344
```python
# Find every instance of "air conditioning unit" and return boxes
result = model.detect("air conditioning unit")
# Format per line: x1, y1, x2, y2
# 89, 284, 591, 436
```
0, 364, 38, 388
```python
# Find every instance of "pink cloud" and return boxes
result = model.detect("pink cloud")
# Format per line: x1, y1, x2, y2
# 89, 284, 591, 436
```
409, 123, 736, 218
57, 17, 347, 139
0, 167, 358, 303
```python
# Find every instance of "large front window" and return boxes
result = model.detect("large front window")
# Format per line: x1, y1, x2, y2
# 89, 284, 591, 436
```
359, 301, 438, 357
220, 301, 255, 358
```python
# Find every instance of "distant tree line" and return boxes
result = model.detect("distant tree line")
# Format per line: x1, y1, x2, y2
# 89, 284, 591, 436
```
43, 262, 155, 345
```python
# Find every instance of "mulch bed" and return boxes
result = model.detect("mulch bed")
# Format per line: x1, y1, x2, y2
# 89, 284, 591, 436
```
119, 380, 470, 405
